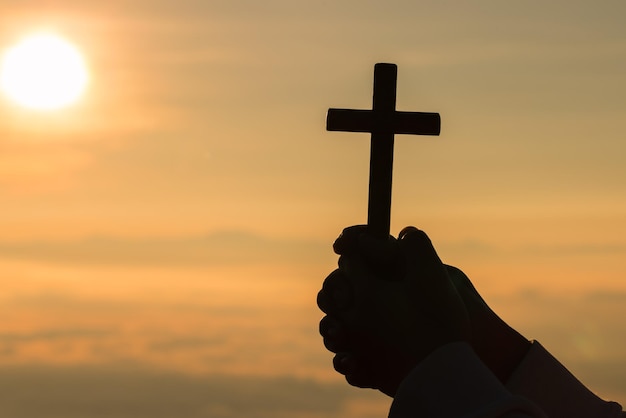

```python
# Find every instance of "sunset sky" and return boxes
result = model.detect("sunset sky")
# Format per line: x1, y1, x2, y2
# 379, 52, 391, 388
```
1, 1, 626, 416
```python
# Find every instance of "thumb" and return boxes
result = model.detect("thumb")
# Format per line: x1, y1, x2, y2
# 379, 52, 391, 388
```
398, 227, 471, 342
397, 226, 448, 286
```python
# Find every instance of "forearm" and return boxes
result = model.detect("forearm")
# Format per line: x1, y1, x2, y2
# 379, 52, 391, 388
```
445, 265, 532, 383
471, 313, 532, 383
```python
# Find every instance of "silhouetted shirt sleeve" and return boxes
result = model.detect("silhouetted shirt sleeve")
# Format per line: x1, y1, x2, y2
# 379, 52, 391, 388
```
389, 342, 547, 417
389, 341, 625, 418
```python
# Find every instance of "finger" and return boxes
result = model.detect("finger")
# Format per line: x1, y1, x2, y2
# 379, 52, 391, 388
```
400, 229, 471, 341
333, 352, 356, 375
317, 269, 353, 314
398, 225, 419, 240
333, 225, 368, 255
398, 226, 447, 282
345, 370, 373, 389
318, 315, 337, 337
344, 357, 379, 390
397, 227, 455, 313
319, 316, 350, 353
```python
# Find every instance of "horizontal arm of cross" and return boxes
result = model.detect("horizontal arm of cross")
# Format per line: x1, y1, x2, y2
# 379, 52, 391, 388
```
326, 108, 441, 136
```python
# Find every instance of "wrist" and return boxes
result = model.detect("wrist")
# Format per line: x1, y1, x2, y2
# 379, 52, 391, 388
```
472, 317, 531, 383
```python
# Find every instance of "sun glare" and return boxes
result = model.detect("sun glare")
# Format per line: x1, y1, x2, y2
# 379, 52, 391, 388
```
1, 32, 89, 111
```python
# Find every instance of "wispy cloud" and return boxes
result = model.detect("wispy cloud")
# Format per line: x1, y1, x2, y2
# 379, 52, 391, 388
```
0, 365, 388, 418
441, 239, 626, 257
0, 230, 328, 266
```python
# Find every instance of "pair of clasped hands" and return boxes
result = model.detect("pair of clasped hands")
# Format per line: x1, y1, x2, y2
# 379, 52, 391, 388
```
317, 225, 531, 397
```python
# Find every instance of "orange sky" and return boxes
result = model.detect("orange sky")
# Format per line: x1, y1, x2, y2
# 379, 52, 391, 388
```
1, 1, 625, 416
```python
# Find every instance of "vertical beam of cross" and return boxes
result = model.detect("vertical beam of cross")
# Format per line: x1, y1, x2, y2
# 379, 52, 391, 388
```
326, 63, 441, 240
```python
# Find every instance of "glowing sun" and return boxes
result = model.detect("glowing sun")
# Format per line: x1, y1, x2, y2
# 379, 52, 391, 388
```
1, 32, 89, 111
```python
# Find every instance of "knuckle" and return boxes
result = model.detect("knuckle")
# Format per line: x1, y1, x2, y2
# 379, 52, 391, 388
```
333, 352, 353, 375
317, 289, 331, 313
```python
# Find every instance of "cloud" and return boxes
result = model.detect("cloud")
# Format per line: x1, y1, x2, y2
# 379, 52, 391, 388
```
573, 359, 626, 401
0, 141, 92, 193
0, 230, 328, 266
441, 239, 626, 258
584, 290, 626, 303
0, 365, 387, 418
0, 328, 112, 343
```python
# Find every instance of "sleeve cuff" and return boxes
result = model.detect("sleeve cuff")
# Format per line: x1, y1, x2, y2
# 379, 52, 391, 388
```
390, 342, 545, 418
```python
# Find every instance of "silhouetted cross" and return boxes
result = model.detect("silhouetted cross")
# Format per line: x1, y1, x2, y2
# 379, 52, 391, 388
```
326, 63, 441, 239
